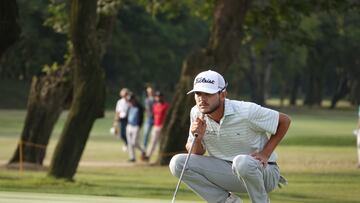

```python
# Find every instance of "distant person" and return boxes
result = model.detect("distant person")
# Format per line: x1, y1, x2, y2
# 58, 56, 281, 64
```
126, 93, 146, 162
144, 91, 170, 162
114, 88, 130, 151
169, 70, 291, 203
357, 105, 360, 168
143, 85, 155, 150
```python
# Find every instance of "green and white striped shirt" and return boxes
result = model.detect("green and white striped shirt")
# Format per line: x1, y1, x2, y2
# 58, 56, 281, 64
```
188, 99, 279, 162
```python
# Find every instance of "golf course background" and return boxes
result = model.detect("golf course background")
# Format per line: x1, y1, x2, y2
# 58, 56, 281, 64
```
1, 104, 359, 203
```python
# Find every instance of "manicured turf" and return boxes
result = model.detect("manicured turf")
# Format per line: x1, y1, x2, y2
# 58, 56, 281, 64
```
0, 191, 200, 203
1, 107, 360, 203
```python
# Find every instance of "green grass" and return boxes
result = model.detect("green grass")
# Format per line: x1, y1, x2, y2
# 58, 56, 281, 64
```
1, 107, 360, 202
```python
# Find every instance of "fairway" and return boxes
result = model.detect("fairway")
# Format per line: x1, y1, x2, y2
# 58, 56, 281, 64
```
0, 191, 200, 203
1, 108, 360, 203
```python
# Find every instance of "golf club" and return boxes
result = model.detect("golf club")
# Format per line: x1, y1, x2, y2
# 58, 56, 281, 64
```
171, 133, 198, 203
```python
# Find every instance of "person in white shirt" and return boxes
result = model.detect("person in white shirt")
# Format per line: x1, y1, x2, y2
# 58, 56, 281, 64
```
169, 70, 291, 203
114, 88, 130, 151
357, 105, 360, 168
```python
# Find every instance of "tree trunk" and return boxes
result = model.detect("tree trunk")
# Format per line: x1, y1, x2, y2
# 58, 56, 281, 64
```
349, 80, 360, 105
290, 73, 300, 106
247, 45, 265, 105
304, 69, 322, 107
159, 0, 250, 165
7, 1, 117, 168
262, 43, 274, 102
304, 47, 323, 107
7, 65, 72, 167
330, 74, 349, 109
0, 0, 20, 57
48, 0, 105, 180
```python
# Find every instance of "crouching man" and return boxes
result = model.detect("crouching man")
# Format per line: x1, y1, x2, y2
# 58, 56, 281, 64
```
170, 70, 291, 203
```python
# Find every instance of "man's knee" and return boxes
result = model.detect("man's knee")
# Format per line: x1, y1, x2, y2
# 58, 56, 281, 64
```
169, 154, 187, 178
232, 155, 256, 177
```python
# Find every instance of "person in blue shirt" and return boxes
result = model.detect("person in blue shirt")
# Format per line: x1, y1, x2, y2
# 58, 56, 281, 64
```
126, 93, 146, 162
143, 85, 155, 150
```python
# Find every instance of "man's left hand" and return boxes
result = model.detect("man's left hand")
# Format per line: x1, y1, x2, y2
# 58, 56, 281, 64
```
250, 151, 269, 168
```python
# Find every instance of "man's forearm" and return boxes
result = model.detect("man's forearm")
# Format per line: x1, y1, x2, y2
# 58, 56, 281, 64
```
186, 139, 206, 155
262, 113, 291, 158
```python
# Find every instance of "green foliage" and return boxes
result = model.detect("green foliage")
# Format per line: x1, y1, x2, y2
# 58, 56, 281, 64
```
43, 1, 69, 34
103, 1, 209, 98
0, 0, 67, 80
224, 0, 360, 105
139, 0, 215, 21
42, 62, 60, 75
1, 0, 359, 106
97, 0, 122, 16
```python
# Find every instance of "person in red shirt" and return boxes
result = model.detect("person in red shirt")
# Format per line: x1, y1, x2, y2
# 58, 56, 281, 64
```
144, 91, 170, 162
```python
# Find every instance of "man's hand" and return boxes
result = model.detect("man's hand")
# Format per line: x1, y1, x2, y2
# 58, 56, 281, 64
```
187, 114, 206, 155
251, 151, 269, 168
191, 114, 206, 140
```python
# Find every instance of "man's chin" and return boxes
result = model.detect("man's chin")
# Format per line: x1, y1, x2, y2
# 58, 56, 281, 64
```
199, 109, 211, 114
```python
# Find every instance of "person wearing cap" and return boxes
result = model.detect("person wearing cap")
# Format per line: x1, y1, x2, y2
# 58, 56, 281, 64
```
114, 88, 130, 151
144, 91, 170, 162
169, 70, 291, 203
357, 105, 360, 168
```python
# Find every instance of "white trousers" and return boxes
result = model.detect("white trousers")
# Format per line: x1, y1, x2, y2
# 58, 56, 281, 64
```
169, 154, 280, 203
357, 130, 360, 166
146, 126, 162, 159
126, 124, 144, 160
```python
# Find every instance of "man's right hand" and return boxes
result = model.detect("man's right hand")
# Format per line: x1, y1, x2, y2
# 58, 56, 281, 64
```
191, 114, 206, 140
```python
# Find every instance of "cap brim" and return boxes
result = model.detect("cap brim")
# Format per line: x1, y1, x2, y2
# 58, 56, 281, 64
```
186, 87, 219, 95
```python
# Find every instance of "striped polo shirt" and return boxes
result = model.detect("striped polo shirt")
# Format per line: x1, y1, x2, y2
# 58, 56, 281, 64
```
188, 99, 279, 162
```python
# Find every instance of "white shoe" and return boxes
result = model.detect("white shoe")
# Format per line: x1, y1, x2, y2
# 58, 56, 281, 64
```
225, 193, 242, 203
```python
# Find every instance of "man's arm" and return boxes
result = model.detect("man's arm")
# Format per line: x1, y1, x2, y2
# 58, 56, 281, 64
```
186, 115, 206, 155
186, 137, 206, 155
252, 112, 291, 166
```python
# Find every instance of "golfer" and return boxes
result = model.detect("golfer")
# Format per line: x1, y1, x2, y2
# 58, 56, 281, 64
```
169, 70, 291, 203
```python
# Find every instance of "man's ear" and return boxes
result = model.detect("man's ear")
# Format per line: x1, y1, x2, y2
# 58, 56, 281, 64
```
220, 91, 227, 100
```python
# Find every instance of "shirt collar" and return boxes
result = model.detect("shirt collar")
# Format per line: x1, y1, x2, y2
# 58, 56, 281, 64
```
223, 99, 235, 116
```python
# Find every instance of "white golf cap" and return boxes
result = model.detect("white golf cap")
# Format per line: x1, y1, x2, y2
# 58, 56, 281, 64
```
187, 70, 227, 94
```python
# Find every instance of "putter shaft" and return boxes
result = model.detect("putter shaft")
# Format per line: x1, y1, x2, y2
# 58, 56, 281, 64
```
171, 134, 198, 203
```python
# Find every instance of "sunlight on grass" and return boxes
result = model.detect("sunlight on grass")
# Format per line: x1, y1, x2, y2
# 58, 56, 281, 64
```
1, 107, 360, 203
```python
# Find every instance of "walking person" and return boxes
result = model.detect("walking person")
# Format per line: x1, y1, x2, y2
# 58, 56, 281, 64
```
144, 91, 170, 162
143, 85, 155, 150
114, 88, 130, 151
126, 94, 146, 162
169, 70, 291, 203
356, 105, 360, 168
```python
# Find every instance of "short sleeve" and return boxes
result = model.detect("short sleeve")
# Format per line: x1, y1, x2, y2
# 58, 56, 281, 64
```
248, 103, 279, 135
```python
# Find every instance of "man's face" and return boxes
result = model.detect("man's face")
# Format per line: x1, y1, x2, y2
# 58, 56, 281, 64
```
194, 92, 221, 114
146, 87, 154, 96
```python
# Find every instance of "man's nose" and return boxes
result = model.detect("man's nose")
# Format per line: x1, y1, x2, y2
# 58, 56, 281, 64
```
199, 96, 208, 102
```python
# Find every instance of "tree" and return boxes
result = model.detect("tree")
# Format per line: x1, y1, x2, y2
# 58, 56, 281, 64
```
8, 62, 72, 167
159, 0, 251, 165
0, 0, 20, 57
8, 0, 119, 169
47, 0, 112, 179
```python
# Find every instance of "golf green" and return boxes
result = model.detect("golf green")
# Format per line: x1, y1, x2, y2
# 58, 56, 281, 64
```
0, 191, 202, 203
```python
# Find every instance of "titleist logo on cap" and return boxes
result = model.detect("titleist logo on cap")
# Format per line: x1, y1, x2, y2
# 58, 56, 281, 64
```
195, 77, 215, 84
